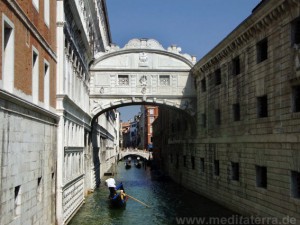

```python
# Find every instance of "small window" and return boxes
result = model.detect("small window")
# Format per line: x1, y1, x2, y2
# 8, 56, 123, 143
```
159, 75, 170, 86
118, 75, 129, 85
292, 85, 300, 112
14, 185, 21, 217
37, 177, 42, 202
256, 166, 267, 188
191, 156, 195, 170
257, 38, 268, 63
233, 103, 240, 121
183, 155, 187, 168
32, 48, 39, 104
201, 113, 206, 128
257, 95, 268, 118
232, 56, 240, 75
215, 69, 221, 85
231, 162, 239, 181
215, 109, 221, 125
200, 158, 205, 172
170, 154, 173, 163
291, 171, 300, 198
201, 78, 206, 92
44, 60, 50, 109
291, 17, 300, 46
214, 160, 220, 176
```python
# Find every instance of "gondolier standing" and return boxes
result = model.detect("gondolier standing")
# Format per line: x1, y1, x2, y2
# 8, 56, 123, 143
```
105, 177, 116, 198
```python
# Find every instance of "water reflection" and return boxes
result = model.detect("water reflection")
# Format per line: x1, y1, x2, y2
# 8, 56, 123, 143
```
69, 160, 250, 225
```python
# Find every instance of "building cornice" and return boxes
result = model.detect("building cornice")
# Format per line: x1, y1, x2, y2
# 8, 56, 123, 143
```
5, 0, 57, 62
192, 0, 299, 76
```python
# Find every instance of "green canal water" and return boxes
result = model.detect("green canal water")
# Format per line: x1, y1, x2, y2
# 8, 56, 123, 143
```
69, 161, 245, 225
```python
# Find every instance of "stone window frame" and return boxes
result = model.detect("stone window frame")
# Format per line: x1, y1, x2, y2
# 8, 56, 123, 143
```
159, 75, 170, 86
118, 75, 129, 86
215, 68, 221, 86
232, 103, 241, 121
200, 157, 205, 173
232, 55, 241, 76
231, 162, 240, 181
191, 156, 195, 170
214, 160, 220, 176
32, 46, 39, 104
2, 14, 15, 93
291, 171, 300, 198
201, 77, 206, 92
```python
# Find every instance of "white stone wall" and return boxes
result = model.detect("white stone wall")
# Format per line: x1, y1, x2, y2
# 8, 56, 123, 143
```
0, 92, 58, 225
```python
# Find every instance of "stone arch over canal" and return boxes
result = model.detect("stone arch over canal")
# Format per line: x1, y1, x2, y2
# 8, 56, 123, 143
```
89, 38, 197, 118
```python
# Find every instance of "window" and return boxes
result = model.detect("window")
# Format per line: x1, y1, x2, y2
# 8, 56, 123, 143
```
170, 154, 173, 163
233, 103, 240, 121
191, 156, 195, 170
37, 177, 42, 202
183, 155, 187, 167
215, 109, 221, 125
44, 60, 50, 109
2, 15, 15, 92
292, 17, 300, 46
118, 75, 129, 85
201, 113, 206, 128
201, 78, 206, 92
291, 171, 300, 198
159, 75, 170, 86
32, 48, 39, 104
44, 0, 50, 26
149, 116, 154, 123
32, 0, 39, 11
149, 109, 154, 115
256, 166, 267, 188
215, 69, 221, 86
214, 160, 220, 176
200, 158, 205, 172
232, 56, 240, 75
176, 154, 179, 169
231, 162, 239, 181
257, 38, 268, 63
257, 95, 268, 118
14, 185, 21, 217
292, 85, 300, 112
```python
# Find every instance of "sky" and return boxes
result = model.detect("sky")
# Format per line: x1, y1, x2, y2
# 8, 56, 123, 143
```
106, 0, 261, 122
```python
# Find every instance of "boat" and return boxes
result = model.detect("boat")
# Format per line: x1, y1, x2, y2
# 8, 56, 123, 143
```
109, 182, 128, 208
135, 161, 142, 168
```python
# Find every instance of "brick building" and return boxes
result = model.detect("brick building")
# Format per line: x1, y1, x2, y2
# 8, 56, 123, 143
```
0, 0, 58, 224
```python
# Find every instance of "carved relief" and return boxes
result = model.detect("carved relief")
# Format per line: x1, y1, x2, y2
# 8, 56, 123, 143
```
139, 75, 147, 86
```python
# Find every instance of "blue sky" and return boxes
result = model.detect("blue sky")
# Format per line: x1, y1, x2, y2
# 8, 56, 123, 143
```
106, 0, 261, 122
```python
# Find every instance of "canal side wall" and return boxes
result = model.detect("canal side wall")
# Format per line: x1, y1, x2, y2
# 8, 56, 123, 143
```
159, 0, 300, 223
0, 91, 58, 225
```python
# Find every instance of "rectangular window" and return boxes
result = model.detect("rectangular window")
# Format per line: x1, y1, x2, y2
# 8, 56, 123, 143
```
200, 158, 205, 172
215, 69, 221, 86
176, 154, 179, 169
232, 56, 240, 75
118, 75, 129, 85
14, 185, 21, 217
183, 155, 187, 168
292, 85, 300, 112
159, 75, 170, 86
149, 109, 154, 115
233, 103, 240, 121
291, 171, 300, 198
170, 154, 173, 163
215, 109, 221, 125
256, 166, 267, 188
191, 156, 195, 170
201, 113, 206, 128
44, 0, 50, 26
257, 38, 268, 63
201, 78, 206, 92
32, 0, 39, 11
44, 60, 50, 109
257, 95, 268, 118
37, 177, 42, 202
231, 162, 239, 181
2, 15, 15, 92
32, 48, 39, 104
214, 160, 220, 176
292, 17, 300, 46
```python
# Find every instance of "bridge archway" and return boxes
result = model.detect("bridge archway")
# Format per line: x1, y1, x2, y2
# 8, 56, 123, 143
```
89, 38, 197, 118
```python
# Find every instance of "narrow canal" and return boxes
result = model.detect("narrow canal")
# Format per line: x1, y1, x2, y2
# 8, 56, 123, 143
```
69, 159, 247, 225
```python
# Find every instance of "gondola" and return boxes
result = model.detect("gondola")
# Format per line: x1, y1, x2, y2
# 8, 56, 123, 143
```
125, 161, 131, 169
109, 182, 128, 208
135, 161, 142, 168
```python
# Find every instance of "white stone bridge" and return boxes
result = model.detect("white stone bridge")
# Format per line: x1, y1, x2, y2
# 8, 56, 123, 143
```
89, 39, 197, 118
119, 149, 152, 161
